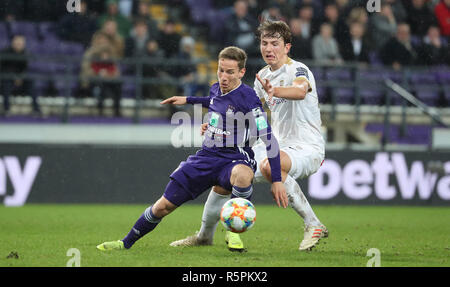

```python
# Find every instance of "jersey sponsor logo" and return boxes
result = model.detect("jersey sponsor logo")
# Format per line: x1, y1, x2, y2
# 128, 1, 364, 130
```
295, 67, 309, 80
209, 112, 220, 127
255, 116, 268, 131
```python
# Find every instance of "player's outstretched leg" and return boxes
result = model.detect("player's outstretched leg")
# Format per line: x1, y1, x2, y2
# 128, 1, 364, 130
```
284, 175, 328, 251
97, 204, 162, 251
170, 188, 229, 247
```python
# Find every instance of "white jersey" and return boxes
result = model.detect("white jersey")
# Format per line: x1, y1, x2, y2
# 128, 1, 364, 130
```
254, 58, 325, 155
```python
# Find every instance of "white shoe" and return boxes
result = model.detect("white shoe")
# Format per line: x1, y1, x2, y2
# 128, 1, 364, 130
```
299, 225, 328, 251
169, 232, 212, 247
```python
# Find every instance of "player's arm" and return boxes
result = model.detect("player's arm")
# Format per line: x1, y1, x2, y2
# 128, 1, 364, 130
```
160, 96, 211, 108
256, 74, 311, 101
259, 128, 288, 208
249, 105, 288, 208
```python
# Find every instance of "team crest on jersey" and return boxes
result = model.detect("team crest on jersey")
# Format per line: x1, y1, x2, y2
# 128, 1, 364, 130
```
279, 79, 284, 86
210, 98, 214, 105
226, 105, 235, 115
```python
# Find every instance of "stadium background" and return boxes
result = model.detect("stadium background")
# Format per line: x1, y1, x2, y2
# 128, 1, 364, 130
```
0, 0, 449, 206
0, 0, 449, 269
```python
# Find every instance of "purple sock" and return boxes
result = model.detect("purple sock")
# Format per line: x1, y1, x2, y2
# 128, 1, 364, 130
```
231, 184, 253, 201
122, 205, 161, 249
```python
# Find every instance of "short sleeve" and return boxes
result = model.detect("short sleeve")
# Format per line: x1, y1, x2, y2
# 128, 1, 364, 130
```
293, 65, 312, 92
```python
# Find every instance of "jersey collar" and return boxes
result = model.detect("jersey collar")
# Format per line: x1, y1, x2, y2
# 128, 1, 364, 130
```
220, 81, 242, 96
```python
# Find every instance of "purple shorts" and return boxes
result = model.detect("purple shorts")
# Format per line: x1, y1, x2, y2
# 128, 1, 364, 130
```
164, 148, 256, 206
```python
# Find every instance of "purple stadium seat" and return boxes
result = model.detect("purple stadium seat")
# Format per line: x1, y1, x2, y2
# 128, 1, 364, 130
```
435, 67, 450, 84
122, 82, 136, 98
360, 88, 384, 105
413, 86, 440, 106
310, 67, 323, 80
333, 88, 353, 104
316, 86, 327, 104
9, 21, 37, 39
325, 67, 352, 81
409, 71, 438, 84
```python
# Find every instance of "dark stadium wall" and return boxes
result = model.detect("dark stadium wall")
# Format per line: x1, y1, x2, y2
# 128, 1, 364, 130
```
0, 144, 449, 206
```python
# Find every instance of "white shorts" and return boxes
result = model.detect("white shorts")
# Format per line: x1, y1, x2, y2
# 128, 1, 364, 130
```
253, 142, 324, 183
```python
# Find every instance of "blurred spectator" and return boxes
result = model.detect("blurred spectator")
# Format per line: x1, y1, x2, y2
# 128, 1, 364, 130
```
0, 0, 25, 21
57, 0, 98, 47
80, 32, 122, 117
434, 0, 450, 36
142, 40, 165, 99
260, 2, 286, 23
335, 0, 350, 14
157, 20, 182, 58
117, 0, 134, 18
98, 0, 132, 38
100, 19, 125, 58
133, 0, 160, 39
380, 23, 417, 70
323, 2, 340, 30
416, 26, 450, 65
172, 36, 197, 97
86, 0, 107, 15
0, 35, 40, 116
224, 0, 259, 57
125, 20, 150, 57
296, 0, 324, 21
271, 0, 296, 20
368, 2, 398, 51
386, 0, 407, 23
337, 7, 368, 43
339, 21, 370, 64
297, 4, 320, 40
404, 0, 438, 36
289, 18, 313, 60
312, 23, 343, 65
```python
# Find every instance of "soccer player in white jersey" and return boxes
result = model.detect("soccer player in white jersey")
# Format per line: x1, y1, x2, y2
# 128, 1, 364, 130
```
170, 20, 328, 251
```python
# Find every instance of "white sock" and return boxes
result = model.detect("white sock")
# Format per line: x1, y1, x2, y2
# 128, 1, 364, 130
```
197, 189, 230, 241
284, 175, 321, 227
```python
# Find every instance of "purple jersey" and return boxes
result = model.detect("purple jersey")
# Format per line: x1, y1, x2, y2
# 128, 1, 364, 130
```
188, 82, 271, 160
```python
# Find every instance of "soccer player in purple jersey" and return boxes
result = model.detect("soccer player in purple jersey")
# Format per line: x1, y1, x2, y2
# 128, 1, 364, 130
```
96, 46, 285, 251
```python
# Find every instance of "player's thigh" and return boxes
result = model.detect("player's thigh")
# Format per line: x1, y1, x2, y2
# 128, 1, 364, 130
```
282, 145, 324, 180
212, 185, 231, 196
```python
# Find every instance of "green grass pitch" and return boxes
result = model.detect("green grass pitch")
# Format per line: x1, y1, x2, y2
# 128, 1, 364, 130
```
0, 204, 449, 267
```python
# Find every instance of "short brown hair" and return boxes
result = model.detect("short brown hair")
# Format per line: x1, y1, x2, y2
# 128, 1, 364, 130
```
218, 46, 247, 70
256, 20, 292, 45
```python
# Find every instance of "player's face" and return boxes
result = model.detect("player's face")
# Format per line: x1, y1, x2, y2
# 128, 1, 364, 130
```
217, 58, 245, 93
260, 35, 291, 70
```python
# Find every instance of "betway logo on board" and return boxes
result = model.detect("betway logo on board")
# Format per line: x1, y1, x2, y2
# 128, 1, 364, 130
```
0, 156, 42, 206
309, 152, 450, 201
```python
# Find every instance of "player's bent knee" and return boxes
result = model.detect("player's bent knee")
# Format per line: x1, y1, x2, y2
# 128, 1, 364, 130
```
231, 164, 254, 187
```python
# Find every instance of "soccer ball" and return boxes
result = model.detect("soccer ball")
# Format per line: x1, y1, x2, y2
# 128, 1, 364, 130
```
220, 198, 256, 233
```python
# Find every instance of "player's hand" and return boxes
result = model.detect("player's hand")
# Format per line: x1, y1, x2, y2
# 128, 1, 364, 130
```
160, 96, 187, 105
256, 74, 274, 102
200, 122, 208, 135
271, 181, 288, 208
